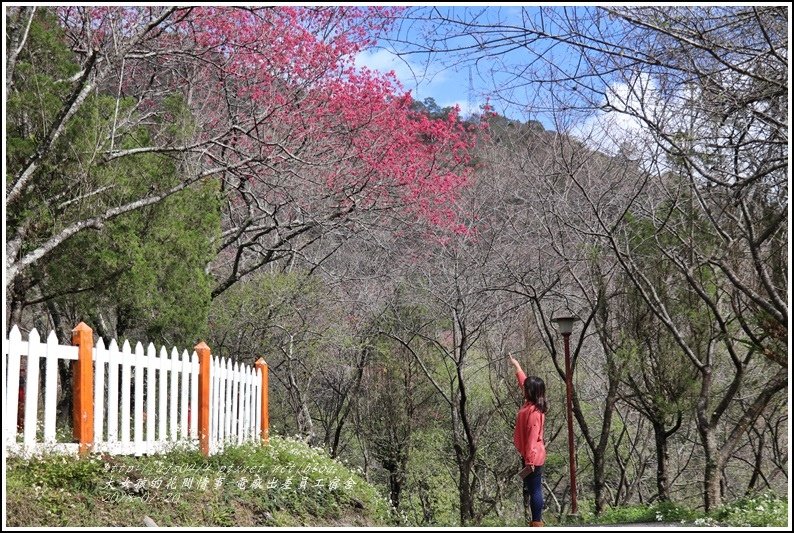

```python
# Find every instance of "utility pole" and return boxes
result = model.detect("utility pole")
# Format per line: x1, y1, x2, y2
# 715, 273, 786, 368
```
468, 65, 475, 120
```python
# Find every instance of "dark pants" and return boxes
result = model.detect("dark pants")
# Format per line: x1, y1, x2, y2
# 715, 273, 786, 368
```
522, 465, 544, 522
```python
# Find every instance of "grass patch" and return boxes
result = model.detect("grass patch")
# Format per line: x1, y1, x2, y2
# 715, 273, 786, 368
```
593, 501, 700, 524
559, 494, 787, 527
712, 491, 788, 527
6, 435, 395, 527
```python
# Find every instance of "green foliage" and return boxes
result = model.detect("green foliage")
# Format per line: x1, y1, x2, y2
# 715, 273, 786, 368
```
575, 500, 699, 525
161, 94, 197, 142
401, 429, 459, 526
208, 270, 338, 371
8, 8, 219, 346
573, 495, 788, 527
712, 491, 788, 527
410, 97, 458, 121
6, 437, 395, 527
6, 9, 79, 199
7, 453, 105, 493
34, 178, 220, 346
6, 10, 78, 126
482, 112, 545, 144
613, 336, 698, 419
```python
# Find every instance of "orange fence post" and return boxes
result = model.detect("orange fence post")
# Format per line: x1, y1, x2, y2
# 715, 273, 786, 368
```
255, 358, 269, 445
71, 322, 94, 456
195, 342, 211, 456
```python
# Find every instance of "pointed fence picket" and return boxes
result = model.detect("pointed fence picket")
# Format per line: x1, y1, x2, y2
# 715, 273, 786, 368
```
43, 331, 60, 444
190, 350, 199, 440
209, 355, 218, 452
133, 342, 145, 456
219, 357, 228, 445
120, 340, 132, 445
5, 326, 22, 445
158, 345, 168, 443
180, 350, 190, 440
168, 347, 179, 442
94, 339, 107, 443
4, 324, 267, 458
231, 359, 238, 439
5, 326, 79, 456
249, 367, 258, 439
146, 343, 156, 450
107, 339, 120, 443
239, 365, 248, 444
23, 329, 42, 445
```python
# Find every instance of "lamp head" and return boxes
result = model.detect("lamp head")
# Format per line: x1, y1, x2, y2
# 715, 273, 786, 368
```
551, 316, 579, 335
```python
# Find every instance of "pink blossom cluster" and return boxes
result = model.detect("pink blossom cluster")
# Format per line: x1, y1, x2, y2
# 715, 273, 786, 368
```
57, 6, 479, 233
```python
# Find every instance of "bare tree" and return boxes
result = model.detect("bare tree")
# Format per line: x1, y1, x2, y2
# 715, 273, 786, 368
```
373, 170, 533, 524
6, 7, 474, 326
385, 6, 787, 511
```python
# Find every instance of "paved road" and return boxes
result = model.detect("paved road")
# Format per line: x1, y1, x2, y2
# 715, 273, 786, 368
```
567, 523, 694, 528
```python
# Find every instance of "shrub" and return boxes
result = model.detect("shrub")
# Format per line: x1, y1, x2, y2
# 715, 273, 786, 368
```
713, 491, 787, 527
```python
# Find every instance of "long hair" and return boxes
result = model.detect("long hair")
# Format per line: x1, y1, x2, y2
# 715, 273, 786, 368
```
523, 376, 548, 414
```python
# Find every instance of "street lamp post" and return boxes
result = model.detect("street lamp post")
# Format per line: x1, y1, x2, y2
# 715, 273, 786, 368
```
552, 315, 579, 516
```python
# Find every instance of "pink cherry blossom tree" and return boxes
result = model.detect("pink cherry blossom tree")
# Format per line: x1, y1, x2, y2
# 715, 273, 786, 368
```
6, 6, 477, 303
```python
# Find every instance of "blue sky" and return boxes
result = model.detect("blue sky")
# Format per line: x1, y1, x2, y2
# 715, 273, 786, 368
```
352, 6, 652, 134
354, 6, 545, 124
355, 45, 486, 118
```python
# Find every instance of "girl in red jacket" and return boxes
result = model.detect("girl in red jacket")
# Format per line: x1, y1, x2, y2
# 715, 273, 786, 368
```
509, 354, 547, 527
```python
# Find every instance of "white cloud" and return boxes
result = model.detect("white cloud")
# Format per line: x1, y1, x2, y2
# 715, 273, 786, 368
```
355, 49, 412, 82
570, 71, 738, 180
571, 74, 656, 153
354, 48, 449, 97
569, 73, 677, 172
439, 99, 479, 119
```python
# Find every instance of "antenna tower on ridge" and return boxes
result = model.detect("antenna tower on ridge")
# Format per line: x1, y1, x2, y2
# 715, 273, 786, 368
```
467, 65, 475, 120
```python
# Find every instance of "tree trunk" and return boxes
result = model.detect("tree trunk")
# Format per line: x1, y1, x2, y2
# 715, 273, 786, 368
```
46, 300, 74, 432
653, 421, 671, 502
283, 334, 314, 444
696, 367, 723, 512
746, 429, 765, 494
593, 453, 607, 515
7, 273, 30, 329
296, 396, 315, 444
327, 351, 366, 458
8, 296, 23, 330
457, 457, 475, 525
385, 461, 405, 509
700, 427, 722, 511
592, 356, 618, 515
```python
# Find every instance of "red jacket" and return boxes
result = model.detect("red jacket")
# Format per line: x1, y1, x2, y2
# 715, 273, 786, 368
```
513, 370, 546, 466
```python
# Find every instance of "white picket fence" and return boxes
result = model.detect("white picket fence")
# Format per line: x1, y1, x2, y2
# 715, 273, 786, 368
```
4, 325, 263, 457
